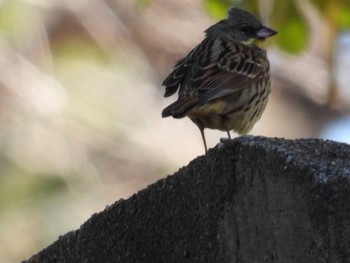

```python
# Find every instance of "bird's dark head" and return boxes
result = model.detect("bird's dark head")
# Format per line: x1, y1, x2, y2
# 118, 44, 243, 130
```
205, 7, 277, 48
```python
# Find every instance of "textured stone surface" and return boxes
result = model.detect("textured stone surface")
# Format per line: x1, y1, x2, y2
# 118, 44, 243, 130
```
24, 136, 350, 263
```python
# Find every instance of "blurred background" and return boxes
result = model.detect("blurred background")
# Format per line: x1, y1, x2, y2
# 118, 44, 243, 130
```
0, 0, 349, 261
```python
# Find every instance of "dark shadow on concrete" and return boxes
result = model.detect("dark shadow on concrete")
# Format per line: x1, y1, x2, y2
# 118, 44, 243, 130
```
24, 136, 350, 263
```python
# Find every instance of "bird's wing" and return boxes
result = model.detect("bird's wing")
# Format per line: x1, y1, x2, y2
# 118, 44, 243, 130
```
162, 38, 212, 97
162, 57, 187, 97
190, 39, 266, 104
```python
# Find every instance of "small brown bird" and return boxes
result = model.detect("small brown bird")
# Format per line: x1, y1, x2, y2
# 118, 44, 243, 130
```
162, 7, 277, 153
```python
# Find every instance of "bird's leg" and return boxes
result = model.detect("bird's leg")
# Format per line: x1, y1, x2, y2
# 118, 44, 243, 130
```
193, 120, 208, 153
227, 130, 231, 139
199, 127, 208, 153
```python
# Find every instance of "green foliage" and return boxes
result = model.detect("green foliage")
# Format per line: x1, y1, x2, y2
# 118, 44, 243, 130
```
204, 0, 232, 19
339, 8, 350, 28
272, 1, 308, 53
277, 17, 308, 53
204, 0, 259, 19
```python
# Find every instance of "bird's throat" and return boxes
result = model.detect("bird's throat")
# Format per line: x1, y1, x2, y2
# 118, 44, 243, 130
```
254, 38, 266, 48
242, 38, 266, 49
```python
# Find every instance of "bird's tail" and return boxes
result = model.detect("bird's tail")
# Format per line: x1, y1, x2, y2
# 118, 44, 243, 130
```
162, 98, 198, 119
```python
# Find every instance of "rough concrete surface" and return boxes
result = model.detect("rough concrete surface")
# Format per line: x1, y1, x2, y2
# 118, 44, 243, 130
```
24, 136, 350, 263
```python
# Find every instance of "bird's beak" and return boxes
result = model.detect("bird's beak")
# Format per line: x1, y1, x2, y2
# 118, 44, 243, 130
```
256, 26, 278, 39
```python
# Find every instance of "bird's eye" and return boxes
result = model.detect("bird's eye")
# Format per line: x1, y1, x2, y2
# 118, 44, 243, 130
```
239, 25, 253, 35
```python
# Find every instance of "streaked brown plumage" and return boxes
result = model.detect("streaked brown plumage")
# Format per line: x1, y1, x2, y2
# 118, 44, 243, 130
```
162, 7, 277, 153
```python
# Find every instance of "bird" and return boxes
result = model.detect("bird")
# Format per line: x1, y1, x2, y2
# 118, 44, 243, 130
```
161, 7, 277, 153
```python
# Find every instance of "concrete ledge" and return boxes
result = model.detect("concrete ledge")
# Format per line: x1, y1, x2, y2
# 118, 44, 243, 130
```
24, 136, 350, 262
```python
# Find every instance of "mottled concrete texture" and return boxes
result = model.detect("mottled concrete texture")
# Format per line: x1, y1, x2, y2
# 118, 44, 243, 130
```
24, 136, 350, 263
